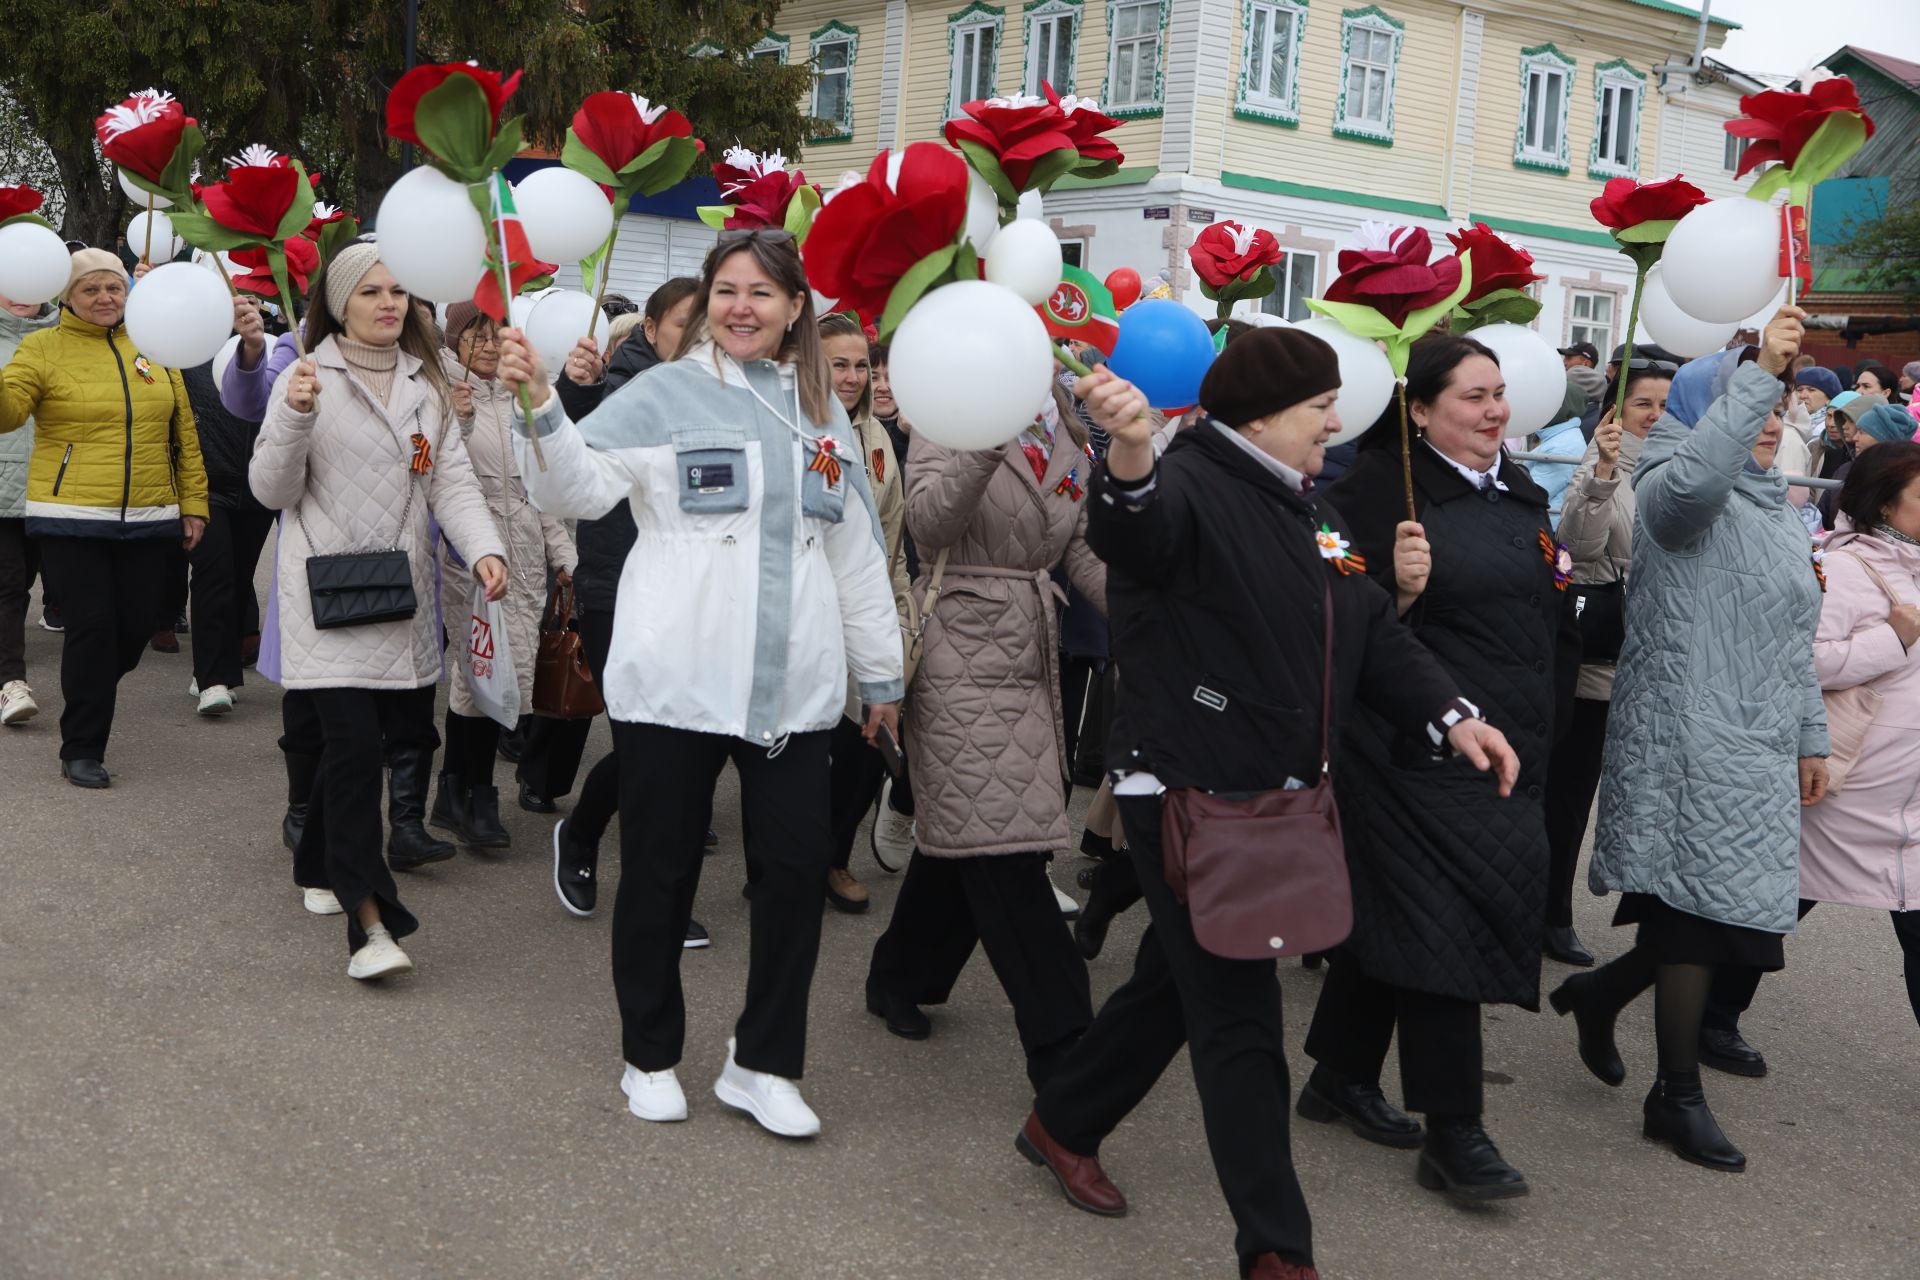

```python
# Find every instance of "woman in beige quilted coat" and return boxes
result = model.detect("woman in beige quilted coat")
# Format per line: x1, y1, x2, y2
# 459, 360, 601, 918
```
430, 303, 576, 851
251, 243, 507, 983
865, 379, 1104, 1089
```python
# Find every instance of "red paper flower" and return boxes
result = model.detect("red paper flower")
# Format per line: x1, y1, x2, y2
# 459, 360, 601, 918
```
0, 186, 44, 222
303, 201, 348, 240
1446, 222, 1543, 303
804, 142, 969, 324
229, 238, 319, 298
1189, 220, 1281, 290
1043, 83, 1124, 165
1322, 224, 1463, 328
95, 90, 194, 184
571, 92, 695, 173
1589, 175, 1709, 230
943, 94, 1078, 191
200, 165, 301, 239
711, 148, 815, 231
1725, 77, 1874, 178
386, 62, 522, 148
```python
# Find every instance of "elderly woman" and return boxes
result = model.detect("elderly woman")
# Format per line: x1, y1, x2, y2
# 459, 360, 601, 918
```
0, 287, 59, 727
1019, 330, 1515, 1280
1795, 366, 1842, 440
0, 250, 208, 786
1818, 396, 1897, 529
1550, 306, 1827, 1173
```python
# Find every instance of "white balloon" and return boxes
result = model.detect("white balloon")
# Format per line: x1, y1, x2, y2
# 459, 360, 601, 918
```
1294, 317, 1394, 446
984, 219, 1063, 307
811, 289, 840, 317
0, 222, 74, 305
524, 289, 602, 370
1469, 322, 1569, 435
508, 288, 547, 332
1017, 190, 1044, 221
127, 210, 183, 262
515, 166, 615, 265
1242, 313, 1291, 329
375, 166, 488, 304
890, 281, 1053, 450
1660, 197, 1782, 324
211, 333, 244, 387
1638, 264, 1739, 357
964, 170, 1001, 252
124, 261, 233, 369
118, 167, 173, 209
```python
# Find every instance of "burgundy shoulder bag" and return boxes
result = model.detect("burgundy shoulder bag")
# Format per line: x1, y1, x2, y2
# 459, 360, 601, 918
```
530, 581, 605, 720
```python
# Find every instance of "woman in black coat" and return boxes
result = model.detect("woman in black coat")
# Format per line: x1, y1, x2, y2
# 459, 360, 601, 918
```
1303, 334, 1579, 1205
1017, 328, 1518, 1280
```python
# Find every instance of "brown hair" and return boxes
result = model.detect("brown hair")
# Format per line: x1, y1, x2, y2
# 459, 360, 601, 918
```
304, 256, 450, 412
673, 236, 832, 423
1840, 441, 1920, 530
645, 276, 702, 326
818, 312, 874, 422
1362, 333, 1498, 452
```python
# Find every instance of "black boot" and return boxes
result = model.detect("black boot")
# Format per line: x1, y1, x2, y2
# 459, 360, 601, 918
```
1074, 859, 1141, 960
1542, 924, 1595, 967
463, 783, 512, 849
1643, 1072, 1746, 1171
430, 770, 466, 836
1415, 1115, 1529, 1204
1295, 1067, 1423, 1149
1549, 970, 1628, 1087
282, 751, 321, 855
388, 749, 456, 870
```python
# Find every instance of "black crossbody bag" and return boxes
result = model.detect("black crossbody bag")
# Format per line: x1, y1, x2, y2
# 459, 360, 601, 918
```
298, 453, 419, 631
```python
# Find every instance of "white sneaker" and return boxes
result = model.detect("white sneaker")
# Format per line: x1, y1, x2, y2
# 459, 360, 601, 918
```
621, 1064, 689, 1122
0, 680, 37, 726
347, 923, 413, 981
188, 678, 197, 696
303, 887, 344, 915
869, 778, 915, 873
713, 1037, 819, 1138
196, 684, 234, 715
1053, 879, 1081, 920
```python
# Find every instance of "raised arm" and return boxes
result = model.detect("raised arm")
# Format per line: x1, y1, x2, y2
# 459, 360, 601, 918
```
249, 360, 318, 510
904, 432, 1006, 552
497, 329, 649, 524
221, 330, 299, 423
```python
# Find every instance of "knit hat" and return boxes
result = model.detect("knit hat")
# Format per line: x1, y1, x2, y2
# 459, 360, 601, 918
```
323, 240, 383, 322
1828, 390, 1862, 419
1199, 326, 1340, 429
1904, 361, 1920, 384
1794, 366, 1842, 398
62, 248, 130, 304
1855, 403, 1913, 445
442, 299, 483, 352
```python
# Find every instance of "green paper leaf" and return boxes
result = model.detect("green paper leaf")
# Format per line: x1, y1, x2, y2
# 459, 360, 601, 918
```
616, 135, 674, 179
1614, 219, 1678, 245
480, 116, 528, 179
1230, 268, 1278, 303
785, 183, 822, 242
1072, 156, 1120, 181
1026, 147, 1080, 196
634, 137, 702, 198
271, 162, 318, 243
1398, 250, 1474, 346
1789, 111, 1868, 191
954, 140, 1018, 209
878, 244, 960, 342
696, 205, 730, 231
952, 238, 979, 284
313, 216, 361, 287
1745, 164, 1791, 201
157, 124, 207, 199
412, 74, 496, 176
562, 130, 621, 187
0, 213, 55, 232
1455, 287, 1543, 331
266, 244, 295, 304
1303, 297, 1401, 340
165, 209, 262, 253
1196, 277, 1221, 302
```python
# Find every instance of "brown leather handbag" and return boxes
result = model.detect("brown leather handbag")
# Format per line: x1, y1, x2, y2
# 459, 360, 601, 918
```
1160, 581, 1353, 961
530, 581, 605, 719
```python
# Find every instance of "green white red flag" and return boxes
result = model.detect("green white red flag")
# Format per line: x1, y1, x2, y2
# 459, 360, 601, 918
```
1039, 264, 1119, 355
476, 172, 552, 322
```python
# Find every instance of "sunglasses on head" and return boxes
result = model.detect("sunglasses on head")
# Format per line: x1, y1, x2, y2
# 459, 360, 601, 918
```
716, 228, 797, 247
1624, 359, 1677, 374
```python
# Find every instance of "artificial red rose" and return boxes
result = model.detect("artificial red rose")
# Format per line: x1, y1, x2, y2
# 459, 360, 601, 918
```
386, 62, 521, 148
1322, 224, 1462, 328
804, 142, 969, 323
0, 186, 44, 223
1043, 83, 1124, 166
1188, 220, 1281, 290
1726, 77, 1874, 178
95, 91, 194, 184
943, 95, 1078, 191
1589, 175, 1709, 230
200, 165, 301, 239
571, 92, 695, 173
710, 148, 816, 230
303, 201, 349, 240
229, 238, 319, 298
1446, 222, 1543, 303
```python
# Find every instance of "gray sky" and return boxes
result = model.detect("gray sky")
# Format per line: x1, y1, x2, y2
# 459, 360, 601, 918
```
1710, 0, 1915, 78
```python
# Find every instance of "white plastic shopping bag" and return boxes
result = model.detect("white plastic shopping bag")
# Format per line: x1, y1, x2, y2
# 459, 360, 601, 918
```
466, 579, 519, 730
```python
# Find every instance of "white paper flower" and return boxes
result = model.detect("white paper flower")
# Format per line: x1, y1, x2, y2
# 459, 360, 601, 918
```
984, 93, 1047, 111
225, 143, 281, 170
311, 201, 339, 221
99, 89, 179, 141
1221, 221, 1258, 256
1350, 220, 1416, 254
1056, 93, 1103, 115
627, 93, 670, 125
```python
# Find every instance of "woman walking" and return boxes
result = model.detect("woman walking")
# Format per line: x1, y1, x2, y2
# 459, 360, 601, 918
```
251, 242, 508, 980
496, 232, 902, 1137
1549, 307, 1828, 1172
1020, 329, 1516, 1280
0, 250, 209, 785
0, 287, 59, 727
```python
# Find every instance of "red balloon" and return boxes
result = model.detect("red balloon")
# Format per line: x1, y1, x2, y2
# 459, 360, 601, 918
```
1105, 267, 1142, 311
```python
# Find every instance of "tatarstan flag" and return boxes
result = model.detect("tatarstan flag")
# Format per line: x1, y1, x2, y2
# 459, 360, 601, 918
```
475, 172, 556, 322
1039, 264, 1120, 355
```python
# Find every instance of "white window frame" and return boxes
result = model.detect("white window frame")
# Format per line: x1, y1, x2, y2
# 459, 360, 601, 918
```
1024, 0, 1081, 97
1334, 6, 1403, 145
1723, 131, 1751, 174
1514, 44, 1574, 173
1237, 0, 1307, 126
1257, 250, 1320, 322
808, 21, 860, 141
946, 3, 1005, 121
688, 41, 723, 58
1103, 0, 1168, 117
1568, 289, 1616, 356
1589, 59, 1646, 179
749, 33, 790, 63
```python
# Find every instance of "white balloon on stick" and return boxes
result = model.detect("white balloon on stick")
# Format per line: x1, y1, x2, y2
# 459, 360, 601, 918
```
124, 261, 233, 368
210, 333, 244, 387
0, 221, 74, 305
375, 165, 488, 304
963, 171, 1001, 253
1294, 317, 1395, 445
127, 210, 183, 261
1017, 190, 1044, 221
1638, 264, 1739, 357
515, 166, 615, 264
889, 281, 1053, 450
118, 168, 173, 209
984, 219, 1063, 307
1468, 322, 1569, 435
1660, 197, 1783, 324
524, 289, 602, 370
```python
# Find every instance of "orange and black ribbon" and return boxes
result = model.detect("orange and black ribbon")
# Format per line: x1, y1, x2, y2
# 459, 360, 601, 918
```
1330, 551, 1369, 576
409, 432, 433, 474
809, 448, 842, 489
871, 447, 886, 485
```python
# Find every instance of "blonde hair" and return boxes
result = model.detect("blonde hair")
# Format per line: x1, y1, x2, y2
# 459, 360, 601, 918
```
608, 312, 643, 345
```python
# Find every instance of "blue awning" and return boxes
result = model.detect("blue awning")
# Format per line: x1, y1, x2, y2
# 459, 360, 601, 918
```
502, 156, 720, 221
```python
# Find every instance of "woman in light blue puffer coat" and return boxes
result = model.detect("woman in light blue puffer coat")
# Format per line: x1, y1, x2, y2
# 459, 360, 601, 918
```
0, 293, 60, 725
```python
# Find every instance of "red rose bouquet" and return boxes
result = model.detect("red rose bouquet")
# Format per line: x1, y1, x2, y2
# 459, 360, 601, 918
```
0, 186, 49, 229
944, 92, 1081, 215
165, 143, 325, 352
1187, 220, 1282, 318
802, 141, 973, 336
1588, 174, 1709, 419
1446, 222, 1544, 329
698, 148, 823, 239
1045, 84, 1124, 179
1727, 76, 1873, 193
96, 89, 205, 198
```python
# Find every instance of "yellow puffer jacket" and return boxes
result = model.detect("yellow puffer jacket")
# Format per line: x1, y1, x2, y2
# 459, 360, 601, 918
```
0, 308, 207, 539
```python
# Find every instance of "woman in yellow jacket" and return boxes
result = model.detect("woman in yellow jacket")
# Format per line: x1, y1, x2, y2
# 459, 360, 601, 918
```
0, 249, 208, 787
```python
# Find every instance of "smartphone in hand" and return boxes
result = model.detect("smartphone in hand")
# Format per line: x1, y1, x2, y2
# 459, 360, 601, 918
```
872, 720, 907, 779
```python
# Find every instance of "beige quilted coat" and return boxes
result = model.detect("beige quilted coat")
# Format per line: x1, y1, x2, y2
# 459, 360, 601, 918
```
437, 359, 576, 717
904, 424, 1105, 858
250, 337, 506, 691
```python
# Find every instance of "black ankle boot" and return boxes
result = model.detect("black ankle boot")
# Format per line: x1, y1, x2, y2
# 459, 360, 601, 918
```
463, 783, 512, 849
282, 751, 321, 854
1415, 1115, 1529, 1204
1549, 969, 1628, 1087
388, 748, 456, 869
1643, 1073, 1746, 1171
1295, 1067, 1423, 1149
1073, 859, 1141, 960
430, 770, 466, 835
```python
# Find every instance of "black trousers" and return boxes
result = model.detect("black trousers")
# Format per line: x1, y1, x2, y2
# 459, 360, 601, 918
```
0, 517, 37, 684
187, 502, 273, 691
1304, 956, 1485, 1117
568, 608, 621, 847
37, 535, 172, 761
610, 719, 833, 1078
444, 708, 503, 783
868, 848, 1093, 1091
1035, 795, 1313, 1273
517, 713, 594, 800
827, 713, 887, 871
1543, 696, 1611, 928
292, 685, 431, 952
161, 543, 188, 626
1708, 899, 1920, 1032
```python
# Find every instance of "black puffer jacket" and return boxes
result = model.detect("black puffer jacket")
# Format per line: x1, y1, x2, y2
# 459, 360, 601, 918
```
553, 333, 663, 615
181, 362, 260, 511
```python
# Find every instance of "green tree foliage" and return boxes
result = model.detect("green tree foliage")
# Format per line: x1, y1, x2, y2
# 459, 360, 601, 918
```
1837, 205, 1920, 302
0, 1, 816, 244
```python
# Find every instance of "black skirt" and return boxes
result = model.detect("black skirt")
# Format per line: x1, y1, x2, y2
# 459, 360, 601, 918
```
1612, 892, 1786, 970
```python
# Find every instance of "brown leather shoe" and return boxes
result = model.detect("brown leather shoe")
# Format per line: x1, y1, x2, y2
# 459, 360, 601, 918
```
149, 629, 179, 654
1015, 1111, 1127, 1216
1248, 1254, 1320, 1280
826, 867, 870, 913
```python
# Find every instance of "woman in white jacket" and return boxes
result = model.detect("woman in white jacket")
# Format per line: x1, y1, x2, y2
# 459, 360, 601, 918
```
496, 231, 902, 1138
251, 242, 507, 982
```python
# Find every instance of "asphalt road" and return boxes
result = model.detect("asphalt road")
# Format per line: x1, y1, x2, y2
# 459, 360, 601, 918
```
3, 597, 1917, 1279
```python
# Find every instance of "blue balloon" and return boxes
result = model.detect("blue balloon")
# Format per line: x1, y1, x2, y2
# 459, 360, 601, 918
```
1106, 299, 1217, 410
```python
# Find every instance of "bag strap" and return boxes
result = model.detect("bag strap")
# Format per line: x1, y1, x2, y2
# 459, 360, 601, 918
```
907, 548, 952, 640
544, 579, 575, 632
1839, 548, 1907, 609
1317, 577, 1334, 775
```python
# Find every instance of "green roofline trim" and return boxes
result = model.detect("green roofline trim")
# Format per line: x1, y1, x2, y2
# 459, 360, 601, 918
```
1468, 211, 1616, 249
1052, 164, 1159, 190
1221, 171, 1447, 219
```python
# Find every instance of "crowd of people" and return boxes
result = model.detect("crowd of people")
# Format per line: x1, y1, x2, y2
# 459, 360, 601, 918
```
4, 225, 1920, 1280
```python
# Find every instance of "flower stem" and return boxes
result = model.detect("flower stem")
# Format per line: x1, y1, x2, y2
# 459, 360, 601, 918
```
583, 218, 621, 344
1397, 378, 1415, 523
1615, 263, 1647, 427
1053, 342, 1092, 378
485, 180, 545, 472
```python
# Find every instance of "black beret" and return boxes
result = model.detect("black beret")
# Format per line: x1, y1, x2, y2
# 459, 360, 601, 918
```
1199, 325, 1342, 429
